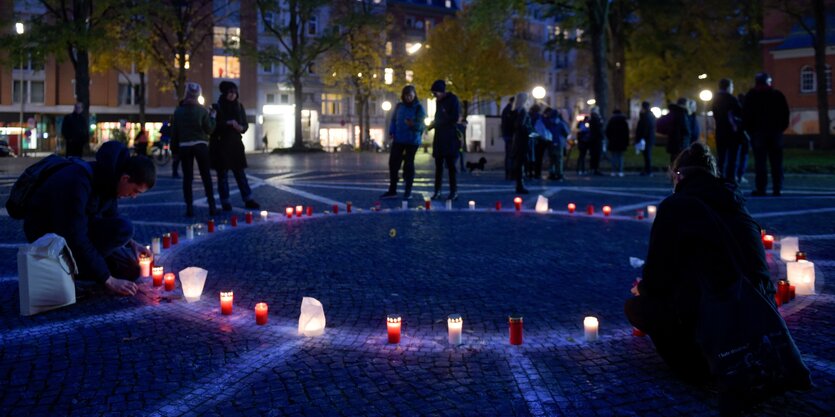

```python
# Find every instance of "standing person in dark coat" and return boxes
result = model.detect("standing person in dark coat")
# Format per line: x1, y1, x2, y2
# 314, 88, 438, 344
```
171, 82, 217, 217
528, 104, 543, 179
575, 117, 591, 175
711, 79, 744, 183
588, 107, 604, 176
62, 102, 88, 157
605, 109, 630, 177
666, 99, 691, 163
210, 81, 260, 211
160, 120, 180, 178
509, 92, 532, 193
743, 72, 790, 196
625, 142, 776, 383
685, 99, 700, 146
543, 108, 569, 180
21, 141, 156, 296
381, 85, 426, 200
500, 97, 515, 180
635, 101, 656, 175
428, 80, 461, 201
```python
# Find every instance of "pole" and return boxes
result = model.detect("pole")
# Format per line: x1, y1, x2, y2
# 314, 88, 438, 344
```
19, 49, 25, 157
703, 106, 708, 144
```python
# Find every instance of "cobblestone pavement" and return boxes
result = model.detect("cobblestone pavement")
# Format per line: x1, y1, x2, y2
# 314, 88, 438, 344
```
1, 152, 834, 416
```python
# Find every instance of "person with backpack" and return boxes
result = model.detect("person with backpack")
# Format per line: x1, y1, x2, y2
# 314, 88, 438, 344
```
210, 81, 260, 212
12, 141, 156, 296
172, 82, 217, 217
427, 80, 462, 201
381, 85, 426, 200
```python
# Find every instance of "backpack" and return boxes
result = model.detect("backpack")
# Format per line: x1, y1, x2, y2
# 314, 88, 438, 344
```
5, 155, 92, 219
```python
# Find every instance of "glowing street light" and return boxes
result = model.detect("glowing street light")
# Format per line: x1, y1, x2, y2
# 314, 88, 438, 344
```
698, 73, 708, 80
587, 98, 596, 106
381, 101, 392, 112
699, 89, 713, 142
531, 86, 546, 100
15, 22, 24, 35
650, 107, 662, 118
406, 42, 422, 55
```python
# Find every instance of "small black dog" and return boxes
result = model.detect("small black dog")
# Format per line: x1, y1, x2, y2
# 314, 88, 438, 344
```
466, 157, 487, 173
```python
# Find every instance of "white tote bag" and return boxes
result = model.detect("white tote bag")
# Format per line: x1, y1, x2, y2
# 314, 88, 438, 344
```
18, 233, 78, 316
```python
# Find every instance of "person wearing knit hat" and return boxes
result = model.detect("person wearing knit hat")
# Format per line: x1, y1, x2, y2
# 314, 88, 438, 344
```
210, 80, 260, 211
427, 79, 462, 201
171, 81, 218, 217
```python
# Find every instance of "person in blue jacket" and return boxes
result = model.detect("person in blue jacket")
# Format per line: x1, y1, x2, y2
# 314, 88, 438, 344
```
382, 85, 426, 200
22, 141, 156, 296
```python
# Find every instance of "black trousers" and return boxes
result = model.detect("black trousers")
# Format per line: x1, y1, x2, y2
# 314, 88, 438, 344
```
751, 132, 784, 194
716, 135, 739, 183
642, 141, 654, 174
88, 216, 140, 281
389, 143, 419, 193
179, 143, 215, 208
434, 155, 457, 194
65, 140, 84, 158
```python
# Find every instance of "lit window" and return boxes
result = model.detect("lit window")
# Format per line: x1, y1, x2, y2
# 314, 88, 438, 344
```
445, 0, 452, 7
213, 26, 240, 50
384, 68, 394, 85
213, 55, 241, 79
175, 53, 190, 70
800, 66, 815, 93
405, 70, 414, 82
385, 41, 392, 56
321, 93, 343, 115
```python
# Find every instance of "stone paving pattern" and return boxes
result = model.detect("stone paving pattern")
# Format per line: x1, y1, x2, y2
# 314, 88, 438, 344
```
1, 152, 834, 416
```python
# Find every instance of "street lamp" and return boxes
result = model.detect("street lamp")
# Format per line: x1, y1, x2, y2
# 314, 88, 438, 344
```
381, 101, 392, 112
16, 22, 25, 156
531, 86, 546, 100
699, 89, 713, 142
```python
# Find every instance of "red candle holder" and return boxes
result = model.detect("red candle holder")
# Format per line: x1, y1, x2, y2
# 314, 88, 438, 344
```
777, 280, 790, 304
586, 204, 595, 215
789, 285, 796, 300
255, 302, 268, 325
602, 205, 612, 217
220, 291, 234, 315
245, 211, 253, 224
295, 205, 303, 217
387, 314, 402, 344
509, 315, 523, 345
567, 203, 576, 214
636, 209, 644, 220
332, 204, 339, 214
762, 234, 774, 249
207, 219, 215, 233
306, 206, 313, 217
775, 293, 782, 307
285, 207, 293, 218
171, 231, 179, 245
162, 233, 171, 249
230, 215, 238, 227
152, 266, 164, 287
495, 201, 502, 211
514, 197, 522, 212
424, 199, 431, 210
346, 201, 352, 213
163, 272, 175, 291
795, 251, 806, 261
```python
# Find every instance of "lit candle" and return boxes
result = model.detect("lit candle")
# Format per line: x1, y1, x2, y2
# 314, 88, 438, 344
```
567, 203, 576, 213
162, 233, 171, 249
163, 272, 175, 291
796, 251, 806, 261
777, 279, 790, 304
468, 200, 475, 210
186, 225, 194, 240
447, 314, 463, 345
445, 199, 453, 210
509, 314, 523, 345
152, 266, 164, 287
602, 205, 612, 217
230, 215, 238, 227
586, 205, 595, 215
402, 200, 409, 210
787, 260, 815, 295
387, 314, 402, 344
255, 302, 268, 325
762, 234, 774, 250
260, 210, 269, 220
424, 199, 431, 210
495, 201, 502, 211
171, 231, 179, 245
139, 254, 151, 278
296, 205, 303, 217
346, 201, 352, 213
780, 236, 799, 262
220, 291, 234, 315
285, 207, 293, 218
514, 197, 522, 211
647, 205, 657, 221
583, 316, 599, 342
307, 206, 313, 217
632, 327, 646, 337
207, 219, 215, 233
245, 211, 253, 224
152, 238, 161, 255
332, 204, 339, 214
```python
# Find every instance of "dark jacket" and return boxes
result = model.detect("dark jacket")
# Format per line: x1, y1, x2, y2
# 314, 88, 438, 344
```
171, 102, 216, 154
544, 115, 569, 148
635, 110, 656, 145
23, 142, 131, 284
605, 113, 630, 152
742, 86, 790, 134
638, 171, 775, 331
510, 108, 532, 158
389, 101, 426, 146
61, 112, 89, 144
685, 113, 699, 146
712, 91, 743, 145
666, 104, 690, 155
500, 102, 514, 138
589, 112, 604, 149
210, 98, 249, 170
431, 92, 461, 158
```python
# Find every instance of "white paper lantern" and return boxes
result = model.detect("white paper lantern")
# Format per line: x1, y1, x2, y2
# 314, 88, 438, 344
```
584, 316, 599, 342
647, 205, 657, 221
780, 237, 799, 262
787, 261, 815, 295
298, 297, 326, 336
535, 195, 549, 213
447, 314, 463, 345
179, 267, 208, 302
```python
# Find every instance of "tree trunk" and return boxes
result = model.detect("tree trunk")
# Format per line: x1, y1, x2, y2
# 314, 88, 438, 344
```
74, 48, 92, 150
587, 0, 610, 119
813, 0, 831, 143
293, 76, 305, 149
139, 71, 147, 126
363, 98, 370, 150
608, 0, 628, 116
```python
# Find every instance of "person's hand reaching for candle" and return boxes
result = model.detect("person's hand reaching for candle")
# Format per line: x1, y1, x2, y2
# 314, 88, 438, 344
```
105, 276, 138, 296
631, 278, 641, 296
130, 239, 151, 259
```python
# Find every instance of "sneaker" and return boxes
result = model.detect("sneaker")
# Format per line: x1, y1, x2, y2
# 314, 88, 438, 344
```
380, 191, 398, 199
431, 192, 443, 200
447, 192, 459, 201
244, 200, 261, 210
222, 202, 233, 212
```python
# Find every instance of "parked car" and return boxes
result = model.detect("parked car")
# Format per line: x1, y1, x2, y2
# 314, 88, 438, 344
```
0, 139, 12, 157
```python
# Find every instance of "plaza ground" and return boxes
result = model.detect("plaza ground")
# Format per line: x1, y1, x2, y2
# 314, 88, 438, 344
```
1, 151, 834, 416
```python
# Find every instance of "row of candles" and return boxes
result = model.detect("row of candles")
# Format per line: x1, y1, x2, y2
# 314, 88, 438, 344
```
760, 233, 817, 305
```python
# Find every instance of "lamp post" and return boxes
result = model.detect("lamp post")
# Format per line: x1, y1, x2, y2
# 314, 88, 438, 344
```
699, 89, 713, 143
15, 22, 25, 156
532, 86, 546, 101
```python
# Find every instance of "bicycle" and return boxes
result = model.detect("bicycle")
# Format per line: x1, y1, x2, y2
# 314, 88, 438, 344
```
149, 141, 172, 166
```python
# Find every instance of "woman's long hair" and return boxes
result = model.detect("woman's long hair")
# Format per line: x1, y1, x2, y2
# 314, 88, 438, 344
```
401, 85, 419, 104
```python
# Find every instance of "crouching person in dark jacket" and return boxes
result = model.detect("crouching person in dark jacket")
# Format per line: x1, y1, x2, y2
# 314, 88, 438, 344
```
23, 141, 156, 296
